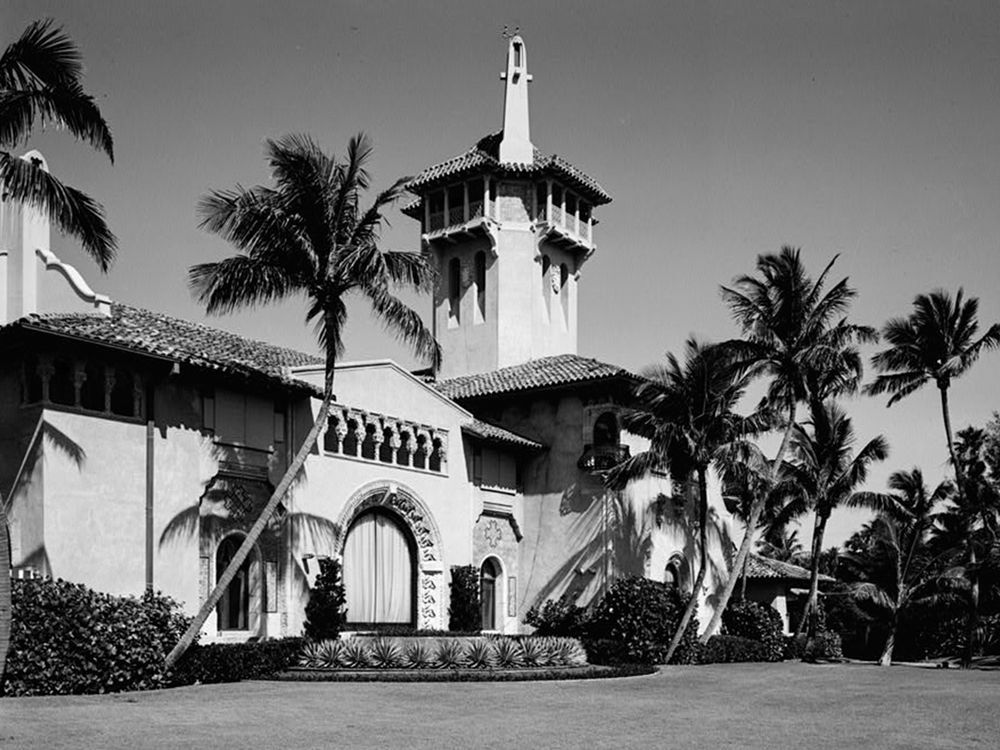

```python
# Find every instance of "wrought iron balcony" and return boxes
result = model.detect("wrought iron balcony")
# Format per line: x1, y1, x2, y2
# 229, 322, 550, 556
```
577, 443, 630, 473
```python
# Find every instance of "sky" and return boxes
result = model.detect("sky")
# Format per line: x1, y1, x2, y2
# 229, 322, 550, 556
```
5, 0, 1000, 548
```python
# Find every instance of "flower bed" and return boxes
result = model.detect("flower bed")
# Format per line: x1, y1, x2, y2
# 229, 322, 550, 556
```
276, 663, 655, 682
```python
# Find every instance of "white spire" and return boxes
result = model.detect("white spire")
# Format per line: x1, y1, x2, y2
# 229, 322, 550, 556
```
498, 35, 533, 165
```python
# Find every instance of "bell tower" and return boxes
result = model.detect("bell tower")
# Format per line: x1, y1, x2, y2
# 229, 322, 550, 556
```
404, 35, 612, 380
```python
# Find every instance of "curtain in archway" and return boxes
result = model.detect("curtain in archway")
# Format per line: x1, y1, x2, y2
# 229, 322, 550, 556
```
480, 559, 499, 630
343, 512, 413, 624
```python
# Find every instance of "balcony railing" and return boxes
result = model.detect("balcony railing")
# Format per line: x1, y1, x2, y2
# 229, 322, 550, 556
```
577, 443, 631, 473
428, 211, 444, 231
468, 200, 484, 220
448, 205, 465, 227
550, 204, 564, 226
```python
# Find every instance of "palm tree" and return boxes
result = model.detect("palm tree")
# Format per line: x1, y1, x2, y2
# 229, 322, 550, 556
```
930, 428, 1000, 666
606, 339, 767, 663
164, 133, 439, 668
784, 402, 890, 637
1, 18, 116, 268
866, 289, 1000, 512
703, 247, 873, 640
1, 17, 116, 682
757, 527, 805, 564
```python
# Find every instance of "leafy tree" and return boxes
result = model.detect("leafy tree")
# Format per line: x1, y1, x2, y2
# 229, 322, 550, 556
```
930, 428, 1000, 665
1, 17, 116, 682
704, 247, 873, 640
843, 470, 953, 665
784, 403, 890, 636
606, 339, 768, 663
304, 558, 347, 641
448, 565, 481, 632
165, 133, 439, 667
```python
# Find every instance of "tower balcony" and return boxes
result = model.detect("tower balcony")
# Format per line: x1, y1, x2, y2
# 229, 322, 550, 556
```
534, 205, 594, 254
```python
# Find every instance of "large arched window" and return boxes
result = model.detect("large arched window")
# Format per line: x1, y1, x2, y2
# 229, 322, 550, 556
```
480, 557, 502, 631
343, 510, 416, 626
216, 534, 257, 631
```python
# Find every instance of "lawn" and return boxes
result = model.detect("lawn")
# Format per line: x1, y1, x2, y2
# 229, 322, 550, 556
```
1, 662, 997, 749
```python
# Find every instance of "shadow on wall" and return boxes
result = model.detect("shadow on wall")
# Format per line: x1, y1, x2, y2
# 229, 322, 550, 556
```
158, 441, 341, 608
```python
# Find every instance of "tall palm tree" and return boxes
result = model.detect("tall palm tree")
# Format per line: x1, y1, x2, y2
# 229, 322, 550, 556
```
164, 133, 439, 668
703, 247, 873, 640
1, 17, 116, 682
783, 402, 890, 636
1, 18, 116, 268
866, 289, 1000, 511
930, 428, 1000, 666
606, 339, 768, 663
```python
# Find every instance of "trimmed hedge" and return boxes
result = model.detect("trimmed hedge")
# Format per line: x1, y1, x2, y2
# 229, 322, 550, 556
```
3, 578, 190, 696
721, 601, 784, 662
698, 634, 768, 664
587, 577, 699, 665
168, 638, 305, 686
525, 599, 589, 637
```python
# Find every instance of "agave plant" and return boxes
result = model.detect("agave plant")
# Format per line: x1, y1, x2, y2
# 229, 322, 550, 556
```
368, 637, 403, 669
317, 639, 346, 668
340, 639, 371, 668
434, 639, 467, 669
298, 641, 325, 668
465, 639, 498, 669
553, 638, 588, 667
403, 640, 434, 669
493, 637, 524, 668
519, 637, 546, 667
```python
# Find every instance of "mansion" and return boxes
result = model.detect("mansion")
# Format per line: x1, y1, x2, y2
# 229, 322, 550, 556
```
0, 37, 811, 641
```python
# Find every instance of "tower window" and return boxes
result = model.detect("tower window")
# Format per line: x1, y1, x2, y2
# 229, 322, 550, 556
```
535, 183, 547, 221
560, 263, 570, 327
514, 42, 522, 67
448, 257, 461, 327
541, 255, 551, 322
474, 251, 486, 323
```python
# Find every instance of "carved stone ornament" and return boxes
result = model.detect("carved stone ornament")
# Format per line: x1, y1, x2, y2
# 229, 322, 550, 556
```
484, 518, 503, 549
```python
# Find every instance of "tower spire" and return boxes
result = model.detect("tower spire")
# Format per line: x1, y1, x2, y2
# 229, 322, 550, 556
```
499, 34, 533, 165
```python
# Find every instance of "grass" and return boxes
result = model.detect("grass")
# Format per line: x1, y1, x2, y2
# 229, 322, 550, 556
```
1, 662, 998, 749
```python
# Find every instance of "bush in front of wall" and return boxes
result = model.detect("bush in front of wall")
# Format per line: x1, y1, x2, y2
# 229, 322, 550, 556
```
448, 565, 481, 632
587, 577, 699, 665
304, 558, 347, 641
525, 599, 590, 637
2, 578, 191, 696
802, 631, 843, 662
721, 600, 785, 662
168, 637, 305, 686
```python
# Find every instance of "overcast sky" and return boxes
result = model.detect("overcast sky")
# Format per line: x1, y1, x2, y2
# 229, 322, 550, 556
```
6, 0, 999, 547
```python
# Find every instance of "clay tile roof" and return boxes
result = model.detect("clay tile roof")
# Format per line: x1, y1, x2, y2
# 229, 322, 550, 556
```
405, 131, 611, 207
435, 354, 638, 401
13, 303, 323, 396
462, 418, 545, 451
744, 554, 834, 582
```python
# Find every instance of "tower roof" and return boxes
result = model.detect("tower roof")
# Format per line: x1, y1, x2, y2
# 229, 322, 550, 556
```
402, 131, 611, 218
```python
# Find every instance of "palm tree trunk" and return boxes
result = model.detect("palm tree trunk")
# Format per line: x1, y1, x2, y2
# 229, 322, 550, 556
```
879, 616, 896, 667
795, 512, 827, 638
0, 498, 10, 681
165, 360, 337, 670
701, 400, 799, 643
739, 554, 748, 601
963, 546, 979, 668
664, 468, 709, 664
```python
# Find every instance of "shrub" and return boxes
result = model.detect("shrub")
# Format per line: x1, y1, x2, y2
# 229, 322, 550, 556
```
435, 639, 467, 668
697, 634, 768, 664
525, 599, 589, 637
519, 637, 546, 666
3, 578, 191, 696
466, 639, 498, 669
782, 634, 807, 661
802, 631, 843, 662
168, 637, 304, 686
553, 637, 588, 667
581, 638, 631, 666
721, 600, 784, 662
448, 566, 481, 632
340, 639, 371, 668
304, 558, 347, 641
368, 637, 403, 668
403, 641, 434, 668
493, 638, 524, 668
587, 577, 698, 665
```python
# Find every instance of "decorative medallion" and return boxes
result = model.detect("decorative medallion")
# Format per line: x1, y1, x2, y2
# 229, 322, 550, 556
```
484, 518, 502, 548
222, 483, 254, 521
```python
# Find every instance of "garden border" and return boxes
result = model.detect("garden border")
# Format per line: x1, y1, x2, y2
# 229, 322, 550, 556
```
271, 663, 655, 683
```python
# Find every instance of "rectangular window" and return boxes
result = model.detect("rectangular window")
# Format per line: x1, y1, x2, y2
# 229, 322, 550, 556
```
273, 403, 286, 444
202, 390, 216, 433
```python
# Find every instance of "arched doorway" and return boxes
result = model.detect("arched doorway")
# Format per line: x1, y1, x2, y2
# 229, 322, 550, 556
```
216, 534, 258, 631
342, 509, 416, 627
480, 557, 502, 631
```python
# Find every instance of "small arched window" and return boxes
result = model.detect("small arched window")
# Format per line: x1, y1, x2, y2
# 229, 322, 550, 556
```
474, 251, 486, 323
593, 412, 619, 448
541, 255, 551, 321
559, 263, 570, 325
448, 257, 461, 326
